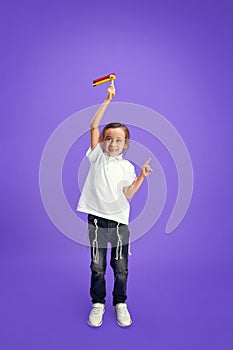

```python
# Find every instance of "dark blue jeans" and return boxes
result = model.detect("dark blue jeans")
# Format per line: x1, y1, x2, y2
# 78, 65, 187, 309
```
88, 214, 130, 306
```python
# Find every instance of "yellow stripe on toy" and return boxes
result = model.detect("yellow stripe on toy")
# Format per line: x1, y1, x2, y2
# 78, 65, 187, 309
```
92, 73, 116, 87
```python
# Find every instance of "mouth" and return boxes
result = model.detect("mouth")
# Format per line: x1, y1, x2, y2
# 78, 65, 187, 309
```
108, 148, 118, 152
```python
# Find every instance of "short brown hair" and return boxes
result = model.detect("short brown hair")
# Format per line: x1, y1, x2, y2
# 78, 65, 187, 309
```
100, 122, 130, 148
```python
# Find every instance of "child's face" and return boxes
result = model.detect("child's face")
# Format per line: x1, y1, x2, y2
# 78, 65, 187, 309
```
102, 128, 128, 157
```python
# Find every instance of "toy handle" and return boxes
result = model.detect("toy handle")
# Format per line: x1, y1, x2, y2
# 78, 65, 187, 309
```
110, 75, 115, 87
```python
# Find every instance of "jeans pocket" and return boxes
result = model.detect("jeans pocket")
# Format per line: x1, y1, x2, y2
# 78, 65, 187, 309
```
87, 222, 95, 241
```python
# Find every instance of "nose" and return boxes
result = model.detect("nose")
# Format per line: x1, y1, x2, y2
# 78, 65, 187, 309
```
110, 139, 117, 146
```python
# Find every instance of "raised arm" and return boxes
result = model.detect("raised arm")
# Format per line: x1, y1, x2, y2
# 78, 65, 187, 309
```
123, 158, 153, 199
90, 85, 115, 150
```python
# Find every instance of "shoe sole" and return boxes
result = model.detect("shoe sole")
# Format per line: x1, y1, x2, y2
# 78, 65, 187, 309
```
116, 319, 132, 327
87, 320, 103, 327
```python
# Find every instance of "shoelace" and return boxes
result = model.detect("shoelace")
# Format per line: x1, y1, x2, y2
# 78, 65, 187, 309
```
92, 306, 103, 315
117, 306, 128, 315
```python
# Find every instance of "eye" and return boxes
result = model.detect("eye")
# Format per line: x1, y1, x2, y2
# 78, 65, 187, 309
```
117, 139, 122, 143
105, 137, 111, 141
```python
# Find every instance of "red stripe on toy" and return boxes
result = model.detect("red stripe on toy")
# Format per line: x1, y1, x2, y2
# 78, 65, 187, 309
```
93, 73, 116, 84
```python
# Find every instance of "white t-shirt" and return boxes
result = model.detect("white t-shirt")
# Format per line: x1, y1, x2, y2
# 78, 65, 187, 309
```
77, 143, 137, 224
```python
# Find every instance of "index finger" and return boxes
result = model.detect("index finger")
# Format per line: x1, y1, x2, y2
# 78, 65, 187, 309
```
144, 157, 152, 165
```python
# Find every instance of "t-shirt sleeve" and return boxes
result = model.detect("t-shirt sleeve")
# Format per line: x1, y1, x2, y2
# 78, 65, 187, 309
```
86, 143, 102, 162
124, 162, 137, 185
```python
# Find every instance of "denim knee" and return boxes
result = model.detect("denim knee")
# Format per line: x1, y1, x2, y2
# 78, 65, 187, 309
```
90, 255, 106, 273
110, 255, 128, 274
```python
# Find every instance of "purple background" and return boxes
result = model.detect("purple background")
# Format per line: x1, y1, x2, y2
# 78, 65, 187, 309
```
1, 0, 233, 349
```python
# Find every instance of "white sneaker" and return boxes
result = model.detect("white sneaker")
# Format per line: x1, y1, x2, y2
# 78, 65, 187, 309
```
114, 303, 132, 327
87, 303, 105, 327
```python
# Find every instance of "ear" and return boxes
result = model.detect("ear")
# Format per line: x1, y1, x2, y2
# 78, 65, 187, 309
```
123, 143, 128, 150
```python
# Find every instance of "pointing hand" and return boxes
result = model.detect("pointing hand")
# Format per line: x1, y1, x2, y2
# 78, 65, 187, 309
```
140, 158, 153, 178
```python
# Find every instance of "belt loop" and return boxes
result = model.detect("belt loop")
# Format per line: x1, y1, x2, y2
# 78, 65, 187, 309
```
115, 222, 123, 260
92, 218, 99, 263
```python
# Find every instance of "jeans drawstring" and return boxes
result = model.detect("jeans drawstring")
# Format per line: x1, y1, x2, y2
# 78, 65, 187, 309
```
115, 222, 123, 260
92, 218, 99, 263
128, 238, 132, 256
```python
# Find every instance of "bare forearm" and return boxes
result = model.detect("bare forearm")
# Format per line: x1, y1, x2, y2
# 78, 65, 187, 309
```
90, 98, 110, 128
124, 174, 145, 199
